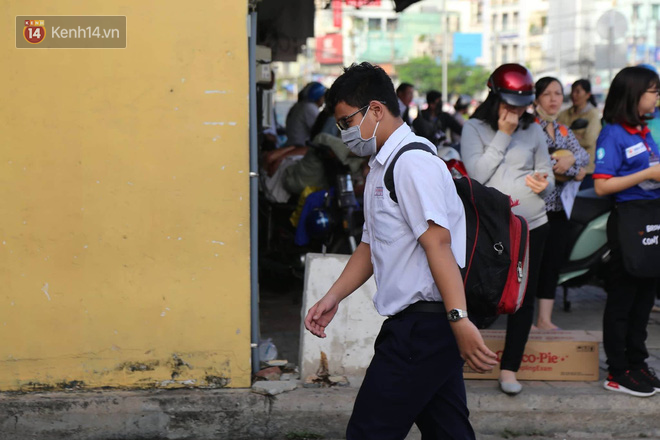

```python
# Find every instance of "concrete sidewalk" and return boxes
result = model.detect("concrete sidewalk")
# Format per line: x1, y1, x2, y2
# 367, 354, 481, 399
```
1, 284, 659, 440
259, 283, 660, 439
1, 378, 659, 440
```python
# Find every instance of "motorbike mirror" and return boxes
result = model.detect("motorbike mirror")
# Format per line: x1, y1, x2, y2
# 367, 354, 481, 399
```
570, 118, 589, 130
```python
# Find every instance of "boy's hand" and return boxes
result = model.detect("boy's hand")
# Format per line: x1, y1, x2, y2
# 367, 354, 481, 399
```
450, 319, 498, 373
304, 294, 340, 338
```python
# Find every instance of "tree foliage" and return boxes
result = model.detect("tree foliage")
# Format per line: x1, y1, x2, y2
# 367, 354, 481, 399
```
395, 57, 490, 98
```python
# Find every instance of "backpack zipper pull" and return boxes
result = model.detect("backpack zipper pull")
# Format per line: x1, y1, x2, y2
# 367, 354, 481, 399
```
517, 261, 523, 282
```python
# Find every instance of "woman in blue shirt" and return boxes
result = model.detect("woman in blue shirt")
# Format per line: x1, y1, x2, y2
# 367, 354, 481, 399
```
594, 66, 660, 397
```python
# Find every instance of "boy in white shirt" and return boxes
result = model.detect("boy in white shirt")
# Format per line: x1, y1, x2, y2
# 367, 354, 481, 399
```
304, 62, 497, 440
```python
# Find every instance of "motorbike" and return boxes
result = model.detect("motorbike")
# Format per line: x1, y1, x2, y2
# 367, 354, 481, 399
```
556, 188, 613, 311
258, 138, 364, 290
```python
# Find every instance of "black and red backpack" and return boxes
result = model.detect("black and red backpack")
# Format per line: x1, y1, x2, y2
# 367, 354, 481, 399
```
383, 143, 529, 323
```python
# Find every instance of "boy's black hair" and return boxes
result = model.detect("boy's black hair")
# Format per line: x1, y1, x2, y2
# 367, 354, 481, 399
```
426, 90, 442, 105
470, 92, 534, 131
535, 76, 563, 98
325, 62, 400, 117
603, 66, 660, 127
572, 79, 598, 108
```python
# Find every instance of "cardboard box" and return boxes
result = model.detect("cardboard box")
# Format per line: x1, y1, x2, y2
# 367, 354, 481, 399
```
463, 330, 601, 381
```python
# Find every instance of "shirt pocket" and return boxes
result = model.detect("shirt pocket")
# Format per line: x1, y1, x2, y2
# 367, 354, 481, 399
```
372, 195, 409, 244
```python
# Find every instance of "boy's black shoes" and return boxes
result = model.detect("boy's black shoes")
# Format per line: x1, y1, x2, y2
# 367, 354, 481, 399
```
634, 367, 660, 391
603, 371, 656, 397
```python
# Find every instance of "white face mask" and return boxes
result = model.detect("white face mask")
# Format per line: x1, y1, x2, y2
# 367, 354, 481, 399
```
340, 107, 380, 157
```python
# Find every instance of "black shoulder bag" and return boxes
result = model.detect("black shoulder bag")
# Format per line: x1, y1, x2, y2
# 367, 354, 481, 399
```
616, 197, 660, 277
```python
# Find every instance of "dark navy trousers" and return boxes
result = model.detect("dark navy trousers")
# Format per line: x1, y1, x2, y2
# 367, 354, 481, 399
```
346, 309, 475, 440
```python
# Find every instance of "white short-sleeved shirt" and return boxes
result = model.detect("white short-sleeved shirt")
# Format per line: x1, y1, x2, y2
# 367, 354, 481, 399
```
362, 123, 466, 316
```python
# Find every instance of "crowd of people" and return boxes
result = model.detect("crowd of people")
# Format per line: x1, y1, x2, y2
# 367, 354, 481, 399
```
258, 59, 660, 439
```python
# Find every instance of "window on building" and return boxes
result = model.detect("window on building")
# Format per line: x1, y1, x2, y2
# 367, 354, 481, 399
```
386, 18, 398, 32
492, 14, 497, 31
632, 3, 641, 20
513, 44, 519, 61
368, 18, 381, 31
513, 12, 519, 27
653, 4, 660, 20
502, 44, 508, 63
502, 13, 509, 30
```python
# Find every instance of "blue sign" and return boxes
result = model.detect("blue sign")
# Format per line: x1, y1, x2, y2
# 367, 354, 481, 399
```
453, 33, 482, 65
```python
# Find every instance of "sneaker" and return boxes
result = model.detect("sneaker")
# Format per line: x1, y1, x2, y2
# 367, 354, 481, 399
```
603, 371, 656, 397
634, 367, 660, 391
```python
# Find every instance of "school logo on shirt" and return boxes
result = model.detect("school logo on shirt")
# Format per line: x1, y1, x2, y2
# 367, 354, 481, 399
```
625, 142, 647, 159
375, 186, 383, 198
596, 147, 606, 161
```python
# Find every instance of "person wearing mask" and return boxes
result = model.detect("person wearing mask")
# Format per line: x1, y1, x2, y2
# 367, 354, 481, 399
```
396, 82, 414, 125
533, 77, 589, 331
412, 90, 463, 146
460, 63, 554, 395
305, 62, 497, 439
557, 79, 602, 188
594, 66, 660, 397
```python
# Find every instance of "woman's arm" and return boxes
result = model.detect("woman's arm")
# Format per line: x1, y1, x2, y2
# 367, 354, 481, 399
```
560, 129, 590, 176
460, 120, 509, 184
594, 165, 660, 196
533, 126, 555, 197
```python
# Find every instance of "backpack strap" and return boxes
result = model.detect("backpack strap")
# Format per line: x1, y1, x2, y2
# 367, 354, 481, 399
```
384, 142, 436, 203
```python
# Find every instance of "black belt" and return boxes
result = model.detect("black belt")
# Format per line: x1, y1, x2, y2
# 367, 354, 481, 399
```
395, 301, 445, 317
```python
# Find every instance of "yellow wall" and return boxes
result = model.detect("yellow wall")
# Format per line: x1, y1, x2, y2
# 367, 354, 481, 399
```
0, 1, 251, 390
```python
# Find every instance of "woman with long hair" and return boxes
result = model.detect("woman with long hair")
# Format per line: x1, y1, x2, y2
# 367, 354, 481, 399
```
557, 79, 602, 188
533, 77, 589, 330
461, 64, 554, 395
594, 66, 660, 397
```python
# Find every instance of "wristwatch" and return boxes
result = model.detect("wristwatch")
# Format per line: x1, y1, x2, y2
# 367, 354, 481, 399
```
447, 308, 468, 322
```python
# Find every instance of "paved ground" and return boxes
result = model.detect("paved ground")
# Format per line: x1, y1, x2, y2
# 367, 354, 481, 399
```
260, 281, 660, 440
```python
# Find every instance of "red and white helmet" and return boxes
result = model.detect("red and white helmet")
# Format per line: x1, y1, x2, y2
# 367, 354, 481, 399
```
487, 63, 535, 107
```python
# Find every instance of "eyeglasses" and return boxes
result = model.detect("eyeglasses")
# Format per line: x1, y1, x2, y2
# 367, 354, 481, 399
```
647, 89, 660, 96
336, 105, 369, 131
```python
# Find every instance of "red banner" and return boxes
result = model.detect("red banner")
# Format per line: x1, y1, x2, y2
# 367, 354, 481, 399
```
316, 34, 343, 65
332, 0, 342, 28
